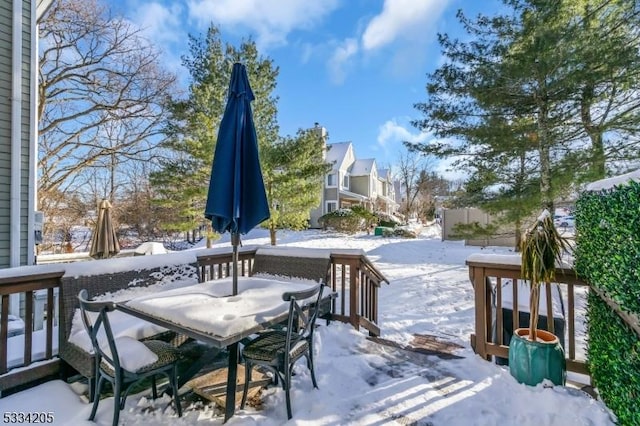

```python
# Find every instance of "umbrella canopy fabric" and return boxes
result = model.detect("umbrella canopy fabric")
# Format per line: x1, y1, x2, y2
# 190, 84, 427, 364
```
204, 62, 270, 235
89, 199, 120, 259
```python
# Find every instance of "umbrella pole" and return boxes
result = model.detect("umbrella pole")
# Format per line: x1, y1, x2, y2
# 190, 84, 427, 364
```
231, 232, 240, 296
227, 233, 240, 422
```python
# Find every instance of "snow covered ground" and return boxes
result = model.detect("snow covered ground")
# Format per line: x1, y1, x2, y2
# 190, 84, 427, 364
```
0, 225, 615, 425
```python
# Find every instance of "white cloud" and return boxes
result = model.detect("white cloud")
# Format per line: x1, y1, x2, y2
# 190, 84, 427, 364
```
377, 118, 430, 150
434, 155, 468, 182
362, 0, 450, 51
376, 120, 468, 181
186, 0, 340, 48
327, 38, 359, 84
127, 3, 186, 80
133, 2, 183, 45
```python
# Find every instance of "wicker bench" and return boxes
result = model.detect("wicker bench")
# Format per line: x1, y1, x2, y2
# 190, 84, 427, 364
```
58, 263, 199, 398
196, 247, 337, 322
249, 248, 337, 321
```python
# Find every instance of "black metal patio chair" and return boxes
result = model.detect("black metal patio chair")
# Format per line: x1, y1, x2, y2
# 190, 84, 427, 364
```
240, 283, 325, 420
77, 289, 183, 426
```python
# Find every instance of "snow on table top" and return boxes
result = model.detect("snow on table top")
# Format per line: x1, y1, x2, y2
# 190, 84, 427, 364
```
124, 276, 318, 339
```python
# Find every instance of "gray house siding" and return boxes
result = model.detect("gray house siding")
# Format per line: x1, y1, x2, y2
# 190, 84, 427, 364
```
325, 187, 338, 201
20, 0, 32, 265
0, 0, 34, 267
0, 3, 12, 267
350, 176, 369, 197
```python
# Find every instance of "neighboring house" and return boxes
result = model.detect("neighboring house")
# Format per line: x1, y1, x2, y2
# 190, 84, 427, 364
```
0, 0, 52, 269
309, 126, 399, 228
376, 168, 397, 216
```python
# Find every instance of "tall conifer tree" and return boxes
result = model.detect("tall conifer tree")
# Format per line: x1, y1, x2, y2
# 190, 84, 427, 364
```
150, 26, 279, 238
412, 0, 640, 242
264, 128, 332, 245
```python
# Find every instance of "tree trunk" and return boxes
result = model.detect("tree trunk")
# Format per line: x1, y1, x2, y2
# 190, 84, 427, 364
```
514, 219, 522, 252
538, 100, 554, 214
269, 225, 277, 246
581, 85, 606, 179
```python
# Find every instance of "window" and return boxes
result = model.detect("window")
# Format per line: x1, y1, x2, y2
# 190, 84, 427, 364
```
327, 174, 336, 187
342, 174, 349, 189
326, 201, 337, 213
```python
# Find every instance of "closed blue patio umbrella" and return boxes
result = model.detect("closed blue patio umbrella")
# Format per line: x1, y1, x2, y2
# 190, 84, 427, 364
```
204, 62, 270, 296
204, 61, 270, 423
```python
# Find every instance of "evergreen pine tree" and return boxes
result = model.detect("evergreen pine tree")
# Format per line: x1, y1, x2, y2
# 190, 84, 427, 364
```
264, 128, 332, 245
411, 0, 640, 243
150, 26, 279, 238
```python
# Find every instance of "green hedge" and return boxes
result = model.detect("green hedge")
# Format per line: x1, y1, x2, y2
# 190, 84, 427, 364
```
586, 293, 640, 424
575, 180, 640, 424
318, 209, 365, 233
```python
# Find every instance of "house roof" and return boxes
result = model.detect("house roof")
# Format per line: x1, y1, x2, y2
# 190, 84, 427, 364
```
37, 0, 55, 21
350, 158, 376, 176
378, 168, 392, 181
325, 142, 352, 172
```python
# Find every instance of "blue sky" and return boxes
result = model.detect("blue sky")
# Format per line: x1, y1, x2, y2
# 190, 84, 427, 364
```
113, 0, 501, 179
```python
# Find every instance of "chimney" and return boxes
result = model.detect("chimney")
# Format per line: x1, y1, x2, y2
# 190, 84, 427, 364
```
313, 122, 327, 140
312, 123, 328, 160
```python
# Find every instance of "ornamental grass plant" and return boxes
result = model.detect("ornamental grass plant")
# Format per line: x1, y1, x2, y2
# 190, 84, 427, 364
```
520, 209, 570, 341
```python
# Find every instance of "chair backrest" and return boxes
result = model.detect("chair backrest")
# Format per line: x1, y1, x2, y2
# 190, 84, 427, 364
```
251, 249, 330, 284
77, 289, 122, 373
282, 283, 324, 360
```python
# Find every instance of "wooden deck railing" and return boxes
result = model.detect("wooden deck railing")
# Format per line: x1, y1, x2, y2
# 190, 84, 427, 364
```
0, 270, 64, 393
196, 248, 389, 337
196, 248, 256, 282
466, 254, 589, 378
329, 251, 388, 336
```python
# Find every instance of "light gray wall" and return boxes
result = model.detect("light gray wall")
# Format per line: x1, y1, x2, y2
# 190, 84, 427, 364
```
325, 187, 337, 202
20, 0, 32, 266
442, 208, 516, 248
1, 2, 13, 267
0, 0, 33, 268
350, 176, 369, 197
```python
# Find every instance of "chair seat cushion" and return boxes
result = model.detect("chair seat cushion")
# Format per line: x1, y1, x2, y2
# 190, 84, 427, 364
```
101, 339, 182, 376
242, 330, 308, 362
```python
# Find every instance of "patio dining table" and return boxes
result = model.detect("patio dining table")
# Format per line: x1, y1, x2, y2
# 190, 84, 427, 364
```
115, 275, 318, 422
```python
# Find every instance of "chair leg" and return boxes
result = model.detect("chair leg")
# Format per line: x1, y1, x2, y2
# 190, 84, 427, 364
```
89, 376, 104, 421
307, 352, 318, 389
112, 378, 122, 426
151, 375, 158, 400
240, 361, 252, 409
171, 365, 182, 417
90, 354, 102, 402
88, 376, 96, 402
284, 365, 292, 420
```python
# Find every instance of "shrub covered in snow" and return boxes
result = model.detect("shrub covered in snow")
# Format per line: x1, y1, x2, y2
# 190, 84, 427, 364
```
318, 209, 365, 233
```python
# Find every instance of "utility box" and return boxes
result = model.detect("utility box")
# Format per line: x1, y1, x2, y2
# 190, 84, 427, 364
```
33, 288, 59, 331
374, 227, 392, 236
34, 211, 44, 245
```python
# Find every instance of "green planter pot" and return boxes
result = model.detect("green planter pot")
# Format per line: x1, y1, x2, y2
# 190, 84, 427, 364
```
509, 328, 566, 386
